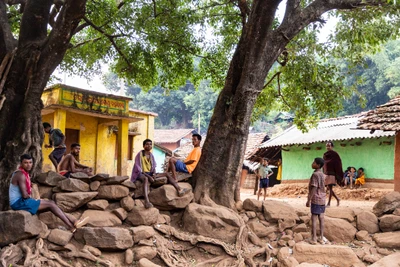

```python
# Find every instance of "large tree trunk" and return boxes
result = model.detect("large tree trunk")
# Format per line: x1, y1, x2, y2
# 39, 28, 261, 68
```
193, 0, 287, 209
0, 0, 86, 211
193, 0, 354, 208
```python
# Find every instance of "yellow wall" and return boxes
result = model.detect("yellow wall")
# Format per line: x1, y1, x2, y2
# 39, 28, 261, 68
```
126, 111, 155, 176
42, 109, 156, 177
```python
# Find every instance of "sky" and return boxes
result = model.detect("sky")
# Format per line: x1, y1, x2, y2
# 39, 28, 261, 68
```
54, 3, 337, 95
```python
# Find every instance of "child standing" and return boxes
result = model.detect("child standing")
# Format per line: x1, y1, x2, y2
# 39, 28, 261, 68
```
257, 158, 274, 201
306, 157, 327, 245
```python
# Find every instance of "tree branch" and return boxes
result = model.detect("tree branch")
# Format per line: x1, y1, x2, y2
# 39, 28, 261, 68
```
278, 0, 388, 42
0, 0, 17, 54
82, 16, 133, 70
41, 0, 87, 71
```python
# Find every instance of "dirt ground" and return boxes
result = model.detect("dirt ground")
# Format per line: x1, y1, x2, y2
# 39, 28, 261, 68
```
240, 184, 393, 212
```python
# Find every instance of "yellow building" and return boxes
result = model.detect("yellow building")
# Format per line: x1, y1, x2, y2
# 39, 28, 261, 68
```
41, 84, 157, 176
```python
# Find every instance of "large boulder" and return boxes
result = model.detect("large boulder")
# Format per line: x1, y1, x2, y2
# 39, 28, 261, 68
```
38, 211, 77, 229
106, 176, 129, 185
324, 217, 357, 243
97, 185, 129, 200
47, 229, 73, 246
132, 246, 157, 260
80, 210, 122, 227
379, 215, 400, 232
248, 221, 277, 238
373, 232, 400, 249
325, 207, 355, 222
293, 243, 365, 267
38, 185, 53, 199
262, 200, 299, 222
36, 171, 66, 186
242, 198, 263, 212
87, 199, 109, 210
356, 211, 379, 234
54, 192, 98, 212
0, 210, 47, 247
58, 178, 90, 192
373, 191, 400, 217
182, 203, 243, 244
76, 227, 133, 250
126, 207, 159, 226
148, 183, 193, 210
369, 252, 400, 267
131, 226, 156, 243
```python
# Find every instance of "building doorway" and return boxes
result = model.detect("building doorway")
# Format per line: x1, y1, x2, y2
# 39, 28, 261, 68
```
65, 128, 80, 161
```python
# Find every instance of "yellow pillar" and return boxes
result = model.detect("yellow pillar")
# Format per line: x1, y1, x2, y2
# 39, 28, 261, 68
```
117, 119, 129, 176
53, 109, 66, 133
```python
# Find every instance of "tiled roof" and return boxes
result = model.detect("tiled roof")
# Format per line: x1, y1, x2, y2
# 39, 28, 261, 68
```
154, 129, 194, 144
357, 96, 400, 131
260, 114, 395, 148
245, 133, 269, 158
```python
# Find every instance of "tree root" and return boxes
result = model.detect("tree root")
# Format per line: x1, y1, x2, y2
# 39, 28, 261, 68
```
0, 243, 24, 267
20, 238, 72, 267
154, 224, 271, 267
60, 244, 115, 267
154, 232, 192, 267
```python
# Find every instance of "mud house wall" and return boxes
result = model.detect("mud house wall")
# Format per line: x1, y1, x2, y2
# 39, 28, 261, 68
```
282, 137, 395, 181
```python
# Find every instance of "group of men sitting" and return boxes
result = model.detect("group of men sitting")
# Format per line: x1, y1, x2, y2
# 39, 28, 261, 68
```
8, 123, 202, 231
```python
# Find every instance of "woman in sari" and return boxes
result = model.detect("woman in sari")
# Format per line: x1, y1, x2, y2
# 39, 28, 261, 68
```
323, 141, 343, 206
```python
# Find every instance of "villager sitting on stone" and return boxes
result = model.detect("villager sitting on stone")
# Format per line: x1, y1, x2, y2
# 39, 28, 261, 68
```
131, 139, 190, 209
9, 154, 89, 232
344, 166, 357, 189
58, 143, 93, 177
43, 122, 66, 170
167, 133, 202, 181
354, 167, 365, 189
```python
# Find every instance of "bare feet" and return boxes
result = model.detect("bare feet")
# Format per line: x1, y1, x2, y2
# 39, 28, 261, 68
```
144, 202, 154, 209
74, 216, 89, 228
178, 188, 190, 197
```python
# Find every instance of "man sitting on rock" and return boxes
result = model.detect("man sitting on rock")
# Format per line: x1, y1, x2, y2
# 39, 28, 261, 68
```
9, 154, 88, 232
167, 133, 202, 181
131, 139, 190, 209
58, 143, 93, 178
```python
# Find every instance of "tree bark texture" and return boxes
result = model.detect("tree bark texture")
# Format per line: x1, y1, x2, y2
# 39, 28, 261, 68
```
193, 0, 376, 208
0, 0, 87, 211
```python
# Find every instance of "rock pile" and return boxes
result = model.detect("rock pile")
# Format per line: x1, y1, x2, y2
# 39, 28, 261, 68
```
1, 172, 400, 267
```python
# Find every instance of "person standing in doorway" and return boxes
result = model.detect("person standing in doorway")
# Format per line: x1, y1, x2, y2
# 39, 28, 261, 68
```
323, 141, 343, 207
43, 122, 66, 170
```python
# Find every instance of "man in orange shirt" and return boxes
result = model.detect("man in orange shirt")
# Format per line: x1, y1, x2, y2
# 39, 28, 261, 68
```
168, 134, 202, 181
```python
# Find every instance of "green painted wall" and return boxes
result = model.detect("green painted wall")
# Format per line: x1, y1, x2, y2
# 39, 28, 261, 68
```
282, 137, 394, 181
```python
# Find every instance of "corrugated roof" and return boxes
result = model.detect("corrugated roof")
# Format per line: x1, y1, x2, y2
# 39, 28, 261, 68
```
357, 95, 400, 131
260, 114, 395, 148
154, 129, 194, 144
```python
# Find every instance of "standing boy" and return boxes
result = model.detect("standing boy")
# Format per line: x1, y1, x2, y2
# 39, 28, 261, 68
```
256, 158, 273, 201
306, 157, 328, 245
43, 122, 66, 170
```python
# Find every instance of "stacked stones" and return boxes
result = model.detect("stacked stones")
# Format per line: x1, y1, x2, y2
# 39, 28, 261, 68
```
0, 171, 194, 267
233, 192, 400, 267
